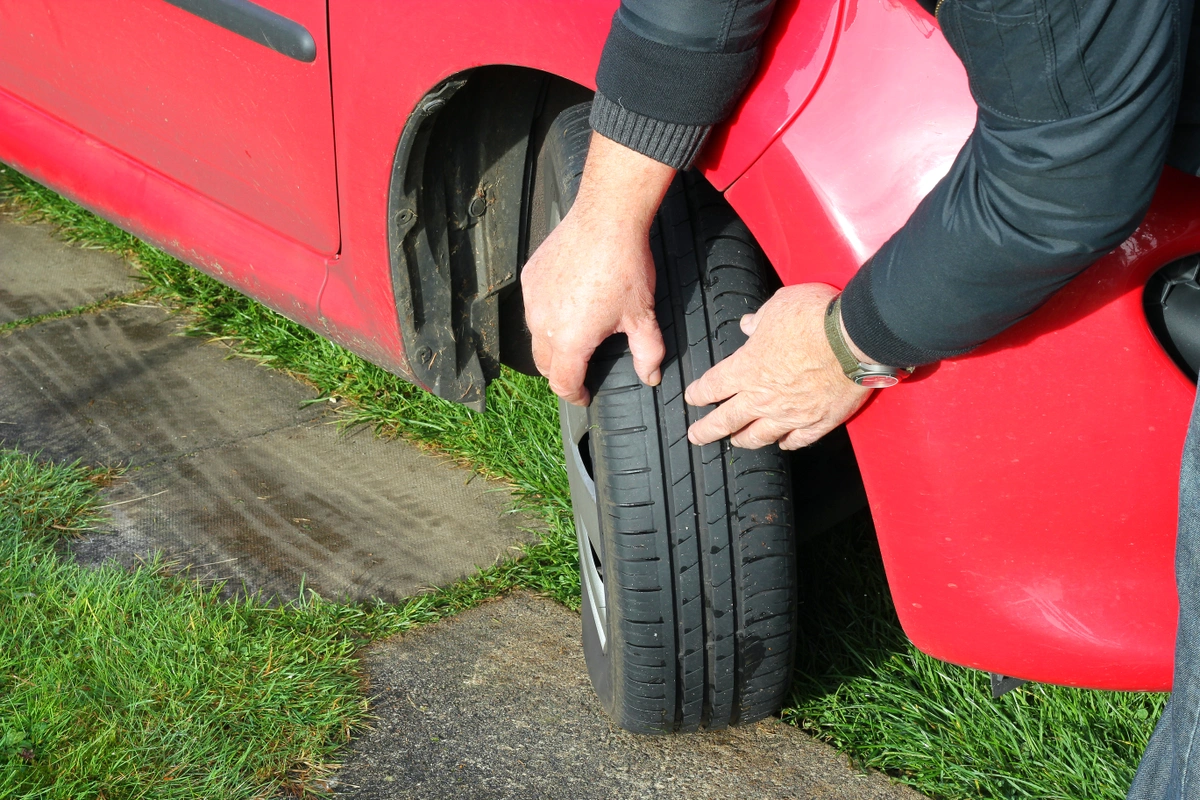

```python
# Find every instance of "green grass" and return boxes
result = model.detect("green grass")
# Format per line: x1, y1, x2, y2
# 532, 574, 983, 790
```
0, 165, 1166, 799
1, 448, 363, 798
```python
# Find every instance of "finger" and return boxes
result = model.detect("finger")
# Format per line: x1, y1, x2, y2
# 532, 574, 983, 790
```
625, 314, 666, 387
530, 332, 553, 379
547, 343, 595, 407
687, 394, 758, 446
740, 312, 759, 337
729, 418, 791, 450
684, 358, 741, 408
780, 427, 822, 451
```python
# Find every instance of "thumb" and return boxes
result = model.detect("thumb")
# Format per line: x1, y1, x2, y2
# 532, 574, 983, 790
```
740, 312, 759, 337
625, 314, 666, 387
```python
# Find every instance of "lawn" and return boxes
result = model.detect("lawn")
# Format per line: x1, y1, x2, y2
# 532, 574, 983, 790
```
0, 165, 1167, 800
0, 449, 363, 798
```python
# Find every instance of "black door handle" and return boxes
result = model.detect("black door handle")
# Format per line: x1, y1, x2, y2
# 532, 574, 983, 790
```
163, 0, 317, 63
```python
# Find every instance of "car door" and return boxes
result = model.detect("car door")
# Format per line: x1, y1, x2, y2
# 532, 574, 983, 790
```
0, 0, 339, 255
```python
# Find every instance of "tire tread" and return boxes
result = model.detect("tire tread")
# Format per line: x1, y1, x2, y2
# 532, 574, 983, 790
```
553, 104, 796, 734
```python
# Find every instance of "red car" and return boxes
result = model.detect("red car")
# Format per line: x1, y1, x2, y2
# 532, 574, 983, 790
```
3, 0, 1198, 732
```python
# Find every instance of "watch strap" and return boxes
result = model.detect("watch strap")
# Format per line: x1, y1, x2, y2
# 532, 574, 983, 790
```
824, 296, 865, 377
824, 295, 913, 387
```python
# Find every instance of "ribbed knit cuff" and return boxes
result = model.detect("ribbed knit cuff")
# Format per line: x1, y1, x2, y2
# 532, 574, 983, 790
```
840, 262, 970, 368
590, 91, 711, 170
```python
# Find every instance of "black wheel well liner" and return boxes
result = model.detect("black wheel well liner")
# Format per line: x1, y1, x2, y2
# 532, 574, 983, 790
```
386, 65, 591, 411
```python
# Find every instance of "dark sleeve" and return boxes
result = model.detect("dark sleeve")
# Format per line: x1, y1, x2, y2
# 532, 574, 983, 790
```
1169, 5, 1200, 174
591, 0, 777, 170
841, 0, 1190, 367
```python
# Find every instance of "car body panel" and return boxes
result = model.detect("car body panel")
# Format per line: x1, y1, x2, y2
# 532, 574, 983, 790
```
697, 0, 843, 188
0, 81, 330, 333
0, 0, 340, 255
724, 0, 1198, 690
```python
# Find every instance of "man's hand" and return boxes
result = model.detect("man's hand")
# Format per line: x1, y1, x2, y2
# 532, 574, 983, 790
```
684, 284, 871, 450
522, 133, 675, 406
521, 207, 663, 406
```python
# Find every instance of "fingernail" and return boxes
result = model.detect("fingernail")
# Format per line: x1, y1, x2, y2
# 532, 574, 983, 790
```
649, 370, 661, 386
687, 428, 698, 445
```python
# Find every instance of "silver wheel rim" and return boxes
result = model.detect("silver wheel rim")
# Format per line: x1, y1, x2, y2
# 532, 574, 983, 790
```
560, 398, 607, 652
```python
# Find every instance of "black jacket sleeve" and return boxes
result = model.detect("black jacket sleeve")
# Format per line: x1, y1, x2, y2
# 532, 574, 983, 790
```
841, 0, 1191, 366
591, 0, 777, 169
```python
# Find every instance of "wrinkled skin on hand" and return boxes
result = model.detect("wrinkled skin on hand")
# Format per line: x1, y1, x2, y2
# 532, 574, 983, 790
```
521, 135, 870, 443
684, 283, 871, 450
521, 133, 673, 407
521, 210, 665, 406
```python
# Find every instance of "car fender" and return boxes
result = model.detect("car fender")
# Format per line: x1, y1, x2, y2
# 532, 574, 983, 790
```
724, 0, 1200, 690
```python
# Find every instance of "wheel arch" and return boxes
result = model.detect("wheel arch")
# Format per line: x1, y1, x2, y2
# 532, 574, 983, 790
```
346, 0, 843, 411
385, 66, 591, 410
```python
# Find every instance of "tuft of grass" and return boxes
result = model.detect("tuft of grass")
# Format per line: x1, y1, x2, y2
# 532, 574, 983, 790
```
0, 291, 150, 337
0, 165, 1164, 800
0, 452, 113, 541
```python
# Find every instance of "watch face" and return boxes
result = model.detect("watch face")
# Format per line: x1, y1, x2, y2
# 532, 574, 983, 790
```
855, 373, 900, 388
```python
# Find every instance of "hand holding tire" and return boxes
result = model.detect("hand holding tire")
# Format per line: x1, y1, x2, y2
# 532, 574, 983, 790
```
540, 103, 799, 734
522, 209, 665, 406
684, 284, 872, 450
522, 130, 675, 407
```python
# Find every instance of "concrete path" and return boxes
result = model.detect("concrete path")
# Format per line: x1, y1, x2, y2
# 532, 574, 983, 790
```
0, 216, 141, 324
333, 592, 924, 800
0, 210, 927, 798
0, 300, 534, 602
0, 208, 535, 601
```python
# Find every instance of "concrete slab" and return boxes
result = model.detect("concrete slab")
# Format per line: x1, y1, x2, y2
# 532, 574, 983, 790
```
0, 304, 324, 466
77, 424, 527, 602
332, 592, 927, 800
0, 304, 537, 601
0, 214, 140, 323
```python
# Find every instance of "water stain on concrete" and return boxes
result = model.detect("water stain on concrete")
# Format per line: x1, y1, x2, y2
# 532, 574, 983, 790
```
0, 304, 537, 602
0, 305, 323, 465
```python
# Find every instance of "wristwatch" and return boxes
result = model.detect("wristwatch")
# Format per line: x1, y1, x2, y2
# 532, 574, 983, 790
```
823, 295, 914, 388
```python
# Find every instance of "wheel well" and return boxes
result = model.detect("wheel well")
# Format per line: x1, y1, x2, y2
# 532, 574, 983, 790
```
386, 65, 590, 411
389, 66, 869, 532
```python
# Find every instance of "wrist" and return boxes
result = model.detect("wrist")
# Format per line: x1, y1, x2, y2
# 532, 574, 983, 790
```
568, 192, 655, 236
573, 132, 675, 229
839, 307, 882, 366
824, 294, 914, 387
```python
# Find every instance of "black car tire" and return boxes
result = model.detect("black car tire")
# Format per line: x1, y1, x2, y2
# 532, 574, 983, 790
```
544, 103, 798, 734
